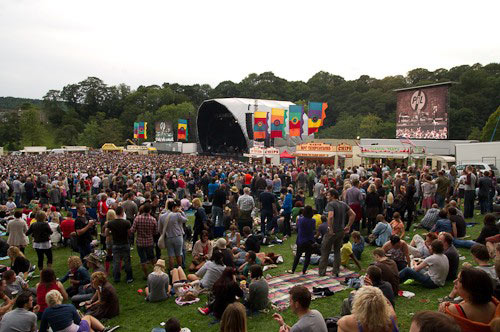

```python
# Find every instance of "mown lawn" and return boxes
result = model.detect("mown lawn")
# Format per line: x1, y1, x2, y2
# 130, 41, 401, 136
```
18, 204, 486, 332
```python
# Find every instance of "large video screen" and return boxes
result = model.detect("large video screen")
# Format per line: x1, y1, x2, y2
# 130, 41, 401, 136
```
396, 84, 450, 139
155, 121, 174, 142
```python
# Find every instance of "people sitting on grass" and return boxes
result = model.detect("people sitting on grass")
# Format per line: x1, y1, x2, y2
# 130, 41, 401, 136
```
240, 226, 260, 253
225, 224, 241, 249
144, 259, 171, 302
418, 203, 440, 230
431, 209, 452, 234
59, 256, 91, 297
351, 231, 364, 261
390, 212, 405, 238
373, 248, 400, 295
40, 289, 117, 332
198, 267, 243, 318
151, 317, 191, 332
3, 269, 32, 299
475, 214, 499, 245
244, 265, 269, 313
383, 235, 410, 271
407, 232, 437, 259
337, 286, 398, 332
190, 230, 213, 272
186, 249, 225, 290
0, 279, 14, 320
84, 272, 119, 320
220, 302, 247, 332
439, 267, 500, 331
238, 251, 261, 279
289, 205, 315, 275
273, 285, 328, 332
368, 214, 392, 247
0, 290, 38, 332
410, 311, 460, 332
399, 239, 449, 289
340, 233, 362, 271
438, 232, 459, 281
36, 268, 68, 319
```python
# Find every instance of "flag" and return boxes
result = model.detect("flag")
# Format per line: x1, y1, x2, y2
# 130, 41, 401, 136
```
270, 108, 285, 138
133, 122, 139, 139
307, 102, 328, 135
253, 111, 268, 140
289, 105, 304, 137
399, 136, 415, 147
178, 119, 188, 141
138, 122, 147, 139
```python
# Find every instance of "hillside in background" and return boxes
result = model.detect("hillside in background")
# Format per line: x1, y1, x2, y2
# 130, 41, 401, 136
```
1, 62, 499, 150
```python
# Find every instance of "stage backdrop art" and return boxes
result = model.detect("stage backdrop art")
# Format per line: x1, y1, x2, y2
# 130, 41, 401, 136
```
178, 119, 188, 141
155, 121, 174, 142
395, 83, 451, 139
271, 108, 285, 138
253, 111, 268, 140
307, 102, 327, 135
289, 105, 304, 137
134, 122, 147, 139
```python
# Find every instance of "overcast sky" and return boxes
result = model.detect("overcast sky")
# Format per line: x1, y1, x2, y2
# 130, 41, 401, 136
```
1, 0, 499, 99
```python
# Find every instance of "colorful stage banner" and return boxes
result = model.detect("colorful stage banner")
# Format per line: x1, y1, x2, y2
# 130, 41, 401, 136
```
253, 111, 268, 140
178, 119, 188, 141
134, 122, 147, 139
289, 105, 304, 137
308, 102, 327, 135
271, 108, 285, 138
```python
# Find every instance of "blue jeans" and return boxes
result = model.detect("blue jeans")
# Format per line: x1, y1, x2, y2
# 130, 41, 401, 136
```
112, 244, 133, 282
399, 267, 438, 288
479, 195, 489, 215
453, 238, 476, 249
212, 205, 224, 227
435, 193, 445, 208
78, 243, 92, 263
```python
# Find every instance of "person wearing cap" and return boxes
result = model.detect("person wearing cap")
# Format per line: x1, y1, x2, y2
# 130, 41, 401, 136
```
215, 237, 235, 268
144, 259, 171, 302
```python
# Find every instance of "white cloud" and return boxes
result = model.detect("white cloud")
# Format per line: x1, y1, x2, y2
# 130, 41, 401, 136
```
0, 0, 499, 98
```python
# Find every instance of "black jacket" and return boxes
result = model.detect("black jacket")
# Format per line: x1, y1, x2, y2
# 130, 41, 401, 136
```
26, 221, 52, 243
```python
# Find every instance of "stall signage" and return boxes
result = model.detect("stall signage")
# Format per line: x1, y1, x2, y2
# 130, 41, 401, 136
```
296, 142, 335, 152
336, 143, 352, 152
249, 147, 280, 155
411, 146, 426, 154
360, 146, 411, 154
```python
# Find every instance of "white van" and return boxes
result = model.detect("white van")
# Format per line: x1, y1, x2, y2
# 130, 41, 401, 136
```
456, 163, 500, 181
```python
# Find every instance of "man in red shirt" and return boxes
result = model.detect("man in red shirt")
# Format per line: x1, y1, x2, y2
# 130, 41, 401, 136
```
60, 216, 75, 247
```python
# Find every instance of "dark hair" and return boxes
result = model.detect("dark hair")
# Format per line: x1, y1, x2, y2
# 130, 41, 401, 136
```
211, 249, 224, 265
448, 207, 457, 216
459, 267, 493, 305
438, 209, 448, 219
247, 251, 256, 262
440, 232, 453, 246
249, 264, 263, 279
328, 189, 339, 199
242, 226, 251, 236
14, 291, 32, 309
392, 212, 401, 219
411, 311, 460, 332
430, 239, 444, 254
373, 248, 386, 257
201, 230, 209, 239
366, 265, 382, 284
484, 214, 496, 226
2, 269, 15, 280
14, 211, 22, 218
390, 235, 400, 245
40, 268, 57, 285
212, 267, 237, 297
303, 205, 314, 219
470, 244, 491, 262
115, 205, 124, 216
165, 317, 181, 332
289, 285, 311, 309
142, 203, 152, 214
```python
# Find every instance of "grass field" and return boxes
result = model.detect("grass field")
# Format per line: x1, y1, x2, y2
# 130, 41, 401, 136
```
18, 204, 486, 332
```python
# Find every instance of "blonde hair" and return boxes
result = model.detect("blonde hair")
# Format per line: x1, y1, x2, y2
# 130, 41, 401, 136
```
46, 289, 63, 307
192, 198, 201, 208
368, 184, 376, 193
36, 212, 47, 223
343, 183, 352, 191
106, 209, 117, 222
7, 246, 25, 259
220, 302, 247, 332
91, 271, 107, 286
352, 286, 392, 331
68, 256, 82, 270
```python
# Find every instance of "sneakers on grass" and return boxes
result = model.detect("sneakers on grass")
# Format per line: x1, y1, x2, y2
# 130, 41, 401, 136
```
198, 307, 210, 315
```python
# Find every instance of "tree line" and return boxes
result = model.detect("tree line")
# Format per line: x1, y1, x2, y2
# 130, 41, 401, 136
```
0, 62, 499, 150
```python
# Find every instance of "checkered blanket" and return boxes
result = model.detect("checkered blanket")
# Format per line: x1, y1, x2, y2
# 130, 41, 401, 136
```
267, 267, 358, 310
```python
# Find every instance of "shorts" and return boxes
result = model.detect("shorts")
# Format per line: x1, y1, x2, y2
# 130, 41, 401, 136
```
59, 321, 90, 332
137, 246, 155, 264
166, 235, 183, 257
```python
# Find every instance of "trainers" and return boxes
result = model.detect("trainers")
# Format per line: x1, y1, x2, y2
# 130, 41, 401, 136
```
126, 279, 134, 284
103, 326, 120, 332
198, 307, 210, 315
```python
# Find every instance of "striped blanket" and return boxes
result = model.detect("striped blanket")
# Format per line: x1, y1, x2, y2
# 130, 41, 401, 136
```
268, 267, 358, 310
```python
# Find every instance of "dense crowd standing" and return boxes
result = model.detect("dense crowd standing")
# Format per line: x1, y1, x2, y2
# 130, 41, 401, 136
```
0, 152, 498, 331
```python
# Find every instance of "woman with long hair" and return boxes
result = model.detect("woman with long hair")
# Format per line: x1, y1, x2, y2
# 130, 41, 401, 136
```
84, 272, 119, 319
201, 267, 243, 319
440, 267, 500, 331
7, 246, 31, 277
365, 184, 381, 234
220, 302, 247, 332
26, 212, 53, 270
337, 286, 399, 332
36, 268, 68, 319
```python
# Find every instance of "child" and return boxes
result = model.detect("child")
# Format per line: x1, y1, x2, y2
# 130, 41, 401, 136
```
340, 234, 362, 270
390, 212, 405, 239
351, 231, 365, 261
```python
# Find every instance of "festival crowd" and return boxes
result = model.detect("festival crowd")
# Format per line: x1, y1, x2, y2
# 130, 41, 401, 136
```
0, 152, 498, 332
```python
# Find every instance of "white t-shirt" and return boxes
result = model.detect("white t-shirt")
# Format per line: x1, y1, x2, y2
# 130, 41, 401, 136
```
92, 176, 101, 188
458, 175, 467, 190
424, 254, 449, 287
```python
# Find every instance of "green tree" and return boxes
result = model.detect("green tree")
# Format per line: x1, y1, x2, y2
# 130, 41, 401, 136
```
0, 112, 22, 150
78, 120, 101, 148
55, 125, 79, 145
468, 127, 482, 141
481, 106, 500, 141
19, 109, 45, 146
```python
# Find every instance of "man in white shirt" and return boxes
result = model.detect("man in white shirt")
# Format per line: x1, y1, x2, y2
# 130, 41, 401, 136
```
91, 174, 101, 195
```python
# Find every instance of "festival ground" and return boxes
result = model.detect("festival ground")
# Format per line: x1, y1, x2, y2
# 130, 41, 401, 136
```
13, 200, 486, 332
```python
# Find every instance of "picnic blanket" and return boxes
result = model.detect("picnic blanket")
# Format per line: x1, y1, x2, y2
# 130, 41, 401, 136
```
268, 267, 358, 310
